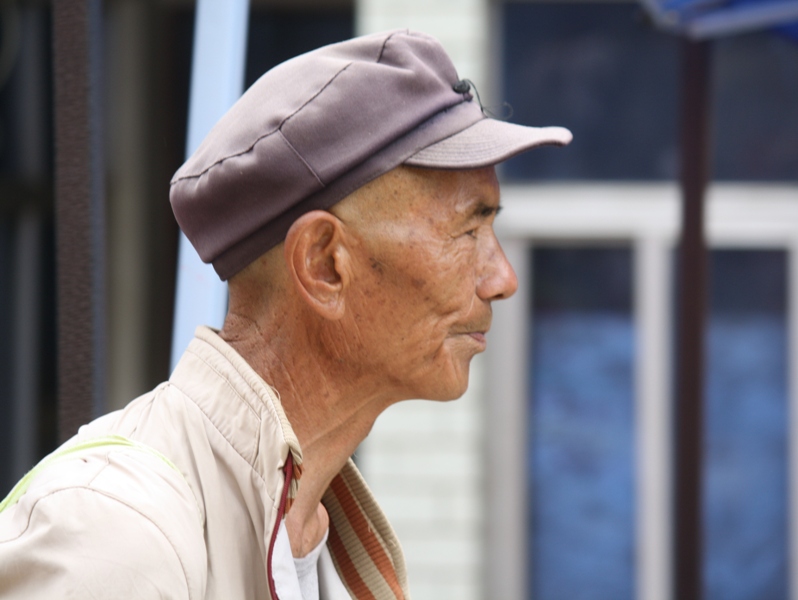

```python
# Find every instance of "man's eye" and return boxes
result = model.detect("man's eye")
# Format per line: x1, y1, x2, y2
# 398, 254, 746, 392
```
465, 229, 477, 238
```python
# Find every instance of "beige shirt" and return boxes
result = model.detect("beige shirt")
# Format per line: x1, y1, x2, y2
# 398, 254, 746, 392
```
0, 327, 410, 600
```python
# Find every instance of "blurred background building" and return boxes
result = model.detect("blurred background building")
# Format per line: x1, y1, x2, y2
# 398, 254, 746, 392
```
1, 0, 797, 599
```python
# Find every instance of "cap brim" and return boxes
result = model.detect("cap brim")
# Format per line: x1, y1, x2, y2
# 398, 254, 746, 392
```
403, 118, 572, 169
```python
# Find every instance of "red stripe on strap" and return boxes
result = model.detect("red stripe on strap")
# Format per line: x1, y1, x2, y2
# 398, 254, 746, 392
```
330, 474, 404, 599
328, 520, 378, 600
267, 453, 293, 600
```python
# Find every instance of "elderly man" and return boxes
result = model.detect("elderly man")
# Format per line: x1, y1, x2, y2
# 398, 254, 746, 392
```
0, 30, 570, 599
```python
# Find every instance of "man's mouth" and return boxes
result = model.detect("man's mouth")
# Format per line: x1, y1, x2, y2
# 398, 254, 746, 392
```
467, 332, 487, 346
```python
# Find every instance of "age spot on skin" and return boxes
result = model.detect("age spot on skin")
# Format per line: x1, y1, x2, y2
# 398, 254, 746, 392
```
369, 257, 384, 275
410, 277, 427, 289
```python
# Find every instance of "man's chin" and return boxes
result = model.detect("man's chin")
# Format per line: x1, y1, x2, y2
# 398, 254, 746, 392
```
421, 368, 471, 402
400, 351, 475, 401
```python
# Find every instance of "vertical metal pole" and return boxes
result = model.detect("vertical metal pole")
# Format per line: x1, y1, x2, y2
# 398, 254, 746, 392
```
674, 38, 712, 600
635, 236, 673, 600
170, 0, 249, 370
52, 0, 106, 442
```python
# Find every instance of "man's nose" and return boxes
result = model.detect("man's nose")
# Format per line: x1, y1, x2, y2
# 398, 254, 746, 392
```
477, 234, 518, 301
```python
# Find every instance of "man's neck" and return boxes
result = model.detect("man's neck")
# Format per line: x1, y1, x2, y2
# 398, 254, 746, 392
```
219, 312, 394, 556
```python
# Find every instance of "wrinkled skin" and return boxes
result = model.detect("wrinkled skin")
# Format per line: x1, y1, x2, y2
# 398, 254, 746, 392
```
220, 165, 517, 558
328, 165, 517, 401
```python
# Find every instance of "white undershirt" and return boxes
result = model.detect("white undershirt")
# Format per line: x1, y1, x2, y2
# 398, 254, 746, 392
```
271, 520, 349, 600
293, 526, 328, 600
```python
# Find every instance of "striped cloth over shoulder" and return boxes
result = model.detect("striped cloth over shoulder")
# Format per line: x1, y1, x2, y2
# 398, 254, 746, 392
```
322, 460, 410, 600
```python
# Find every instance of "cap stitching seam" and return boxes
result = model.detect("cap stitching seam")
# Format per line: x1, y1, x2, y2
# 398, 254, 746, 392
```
278, 130, 324, 188
171, 31, 430, 186
171, 63, 356, 185
279, 61, 354, 129
376, 30, 404, 63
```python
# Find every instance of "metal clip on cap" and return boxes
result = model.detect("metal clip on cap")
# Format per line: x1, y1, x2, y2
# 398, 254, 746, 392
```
452, 79, 471, 94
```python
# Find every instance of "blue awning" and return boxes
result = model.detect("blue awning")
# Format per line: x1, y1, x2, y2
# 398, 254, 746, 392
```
639, 0, 798, 38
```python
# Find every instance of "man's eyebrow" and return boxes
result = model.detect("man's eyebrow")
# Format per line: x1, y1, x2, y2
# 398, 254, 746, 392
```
468, 201, 502, 218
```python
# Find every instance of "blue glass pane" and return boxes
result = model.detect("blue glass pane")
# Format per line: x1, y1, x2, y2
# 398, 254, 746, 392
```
530, 248, 635, 600
502, 2, 680, 181
502, 3, 798, 181
704, 250, 788, 599
713, 35, 798, 182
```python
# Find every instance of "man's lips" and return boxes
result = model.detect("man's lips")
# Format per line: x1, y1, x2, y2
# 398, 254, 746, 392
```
468, 332, 487, 346
451, 314, 492, 346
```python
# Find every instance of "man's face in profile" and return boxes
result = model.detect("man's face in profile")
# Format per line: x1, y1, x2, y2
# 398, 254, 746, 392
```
331, 165, 518, 402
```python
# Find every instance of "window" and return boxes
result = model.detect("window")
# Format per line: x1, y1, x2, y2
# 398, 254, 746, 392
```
530, 247, 636, 599
704, 250, 789, 599
495, 5, 798, 597
502, 1, 798, 181
487, 182, 798, 599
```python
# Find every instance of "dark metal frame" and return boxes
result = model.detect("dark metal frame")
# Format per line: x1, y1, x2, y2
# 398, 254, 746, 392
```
52, 0, 106, 442
674, 38, 712, 600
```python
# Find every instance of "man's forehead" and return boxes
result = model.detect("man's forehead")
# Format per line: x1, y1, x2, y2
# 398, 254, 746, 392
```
331, 165, 501, 235
400, 166, 500, 214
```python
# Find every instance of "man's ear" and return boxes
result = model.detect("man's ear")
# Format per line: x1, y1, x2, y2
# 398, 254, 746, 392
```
284, 210, 350, 320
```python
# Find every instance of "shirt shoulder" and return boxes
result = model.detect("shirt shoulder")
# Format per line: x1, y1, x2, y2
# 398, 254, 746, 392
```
0, 446, 207, 600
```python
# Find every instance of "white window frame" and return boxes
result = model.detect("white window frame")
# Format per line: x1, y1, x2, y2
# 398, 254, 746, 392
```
485, 182, 798, 600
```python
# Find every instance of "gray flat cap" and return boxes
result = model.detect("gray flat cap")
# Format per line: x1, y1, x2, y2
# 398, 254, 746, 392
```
170, 29, 572, 280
